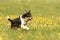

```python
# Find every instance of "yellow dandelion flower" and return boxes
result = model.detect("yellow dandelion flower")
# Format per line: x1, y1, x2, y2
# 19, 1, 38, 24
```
0, 35, 2, 40
58, 32, 60, 38
58, 33, 60, 35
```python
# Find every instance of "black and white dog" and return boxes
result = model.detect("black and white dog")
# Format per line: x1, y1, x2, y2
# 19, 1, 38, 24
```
7, 10, 32, 30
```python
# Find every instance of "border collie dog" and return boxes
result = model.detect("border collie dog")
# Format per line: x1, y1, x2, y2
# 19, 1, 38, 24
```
7, 10, 32, 30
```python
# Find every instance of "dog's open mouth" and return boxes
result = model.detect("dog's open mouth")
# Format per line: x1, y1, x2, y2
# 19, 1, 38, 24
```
29, 18, 33, 21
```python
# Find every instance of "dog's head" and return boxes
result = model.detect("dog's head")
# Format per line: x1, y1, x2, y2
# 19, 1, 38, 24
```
22, 10, 33, 22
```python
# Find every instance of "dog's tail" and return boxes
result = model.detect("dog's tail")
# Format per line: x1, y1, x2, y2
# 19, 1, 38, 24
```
7, 16, 13, 22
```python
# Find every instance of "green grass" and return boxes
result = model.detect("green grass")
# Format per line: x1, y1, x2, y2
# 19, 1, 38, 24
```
0, 0, 60, 40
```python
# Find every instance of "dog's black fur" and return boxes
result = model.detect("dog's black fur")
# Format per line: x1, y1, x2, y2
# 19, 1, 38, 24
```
8, 10, 32, 29
8, 17, 21, 29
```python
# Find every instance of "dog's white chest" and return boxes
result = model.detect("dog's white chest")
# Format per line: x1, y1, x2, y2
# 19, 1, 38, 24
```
20, 16, 30, 30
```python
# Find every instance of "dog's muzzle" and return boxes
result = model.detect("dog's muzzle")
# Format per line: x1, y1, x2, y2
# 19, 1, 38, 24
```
29, 17, 33, 20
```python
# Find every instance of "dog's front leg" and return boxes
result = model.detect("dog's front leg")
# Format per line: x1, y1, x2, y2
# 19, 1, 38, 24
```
21, 24, 30, 30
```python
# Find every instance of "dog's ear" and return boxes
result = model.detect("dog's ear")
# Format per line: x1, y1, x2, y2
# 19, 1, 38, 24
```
25, 10, 27, 13
28, 10, 31, 13
23, 10, 31, 14
23, 10, 27, 14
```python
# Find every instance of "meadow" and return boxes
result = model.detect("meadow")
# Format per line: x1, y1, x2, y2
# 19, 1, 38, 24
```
0, 0, 60, 40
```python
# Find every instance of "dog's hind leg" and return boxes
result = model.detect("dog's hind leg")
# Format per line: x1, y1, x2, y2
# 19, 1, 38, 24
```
11, 24, 13, 28
11, 24, 18, 29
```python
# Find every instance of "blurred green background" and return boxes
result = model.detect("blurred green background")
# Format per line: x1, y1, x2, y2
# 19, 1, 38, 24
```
0, 0, 60, 17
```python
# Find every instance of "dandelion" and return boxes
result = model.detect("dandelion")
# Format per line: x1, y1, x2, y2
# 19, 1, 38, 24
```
58, 32, 60, 38
0, 35, 2, 40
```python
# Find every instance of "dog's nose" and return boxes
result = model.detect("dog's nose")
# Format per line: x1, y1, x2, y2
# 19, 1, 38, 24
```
29, 17, 33, 21
30, 17, 33, 19
31, 17, 33, 19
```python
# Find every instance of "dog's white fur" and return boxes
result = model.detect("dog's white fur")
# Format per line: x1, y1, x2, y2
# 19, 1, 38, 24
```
20, 15, 30, 30
7, 16, 10, 19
